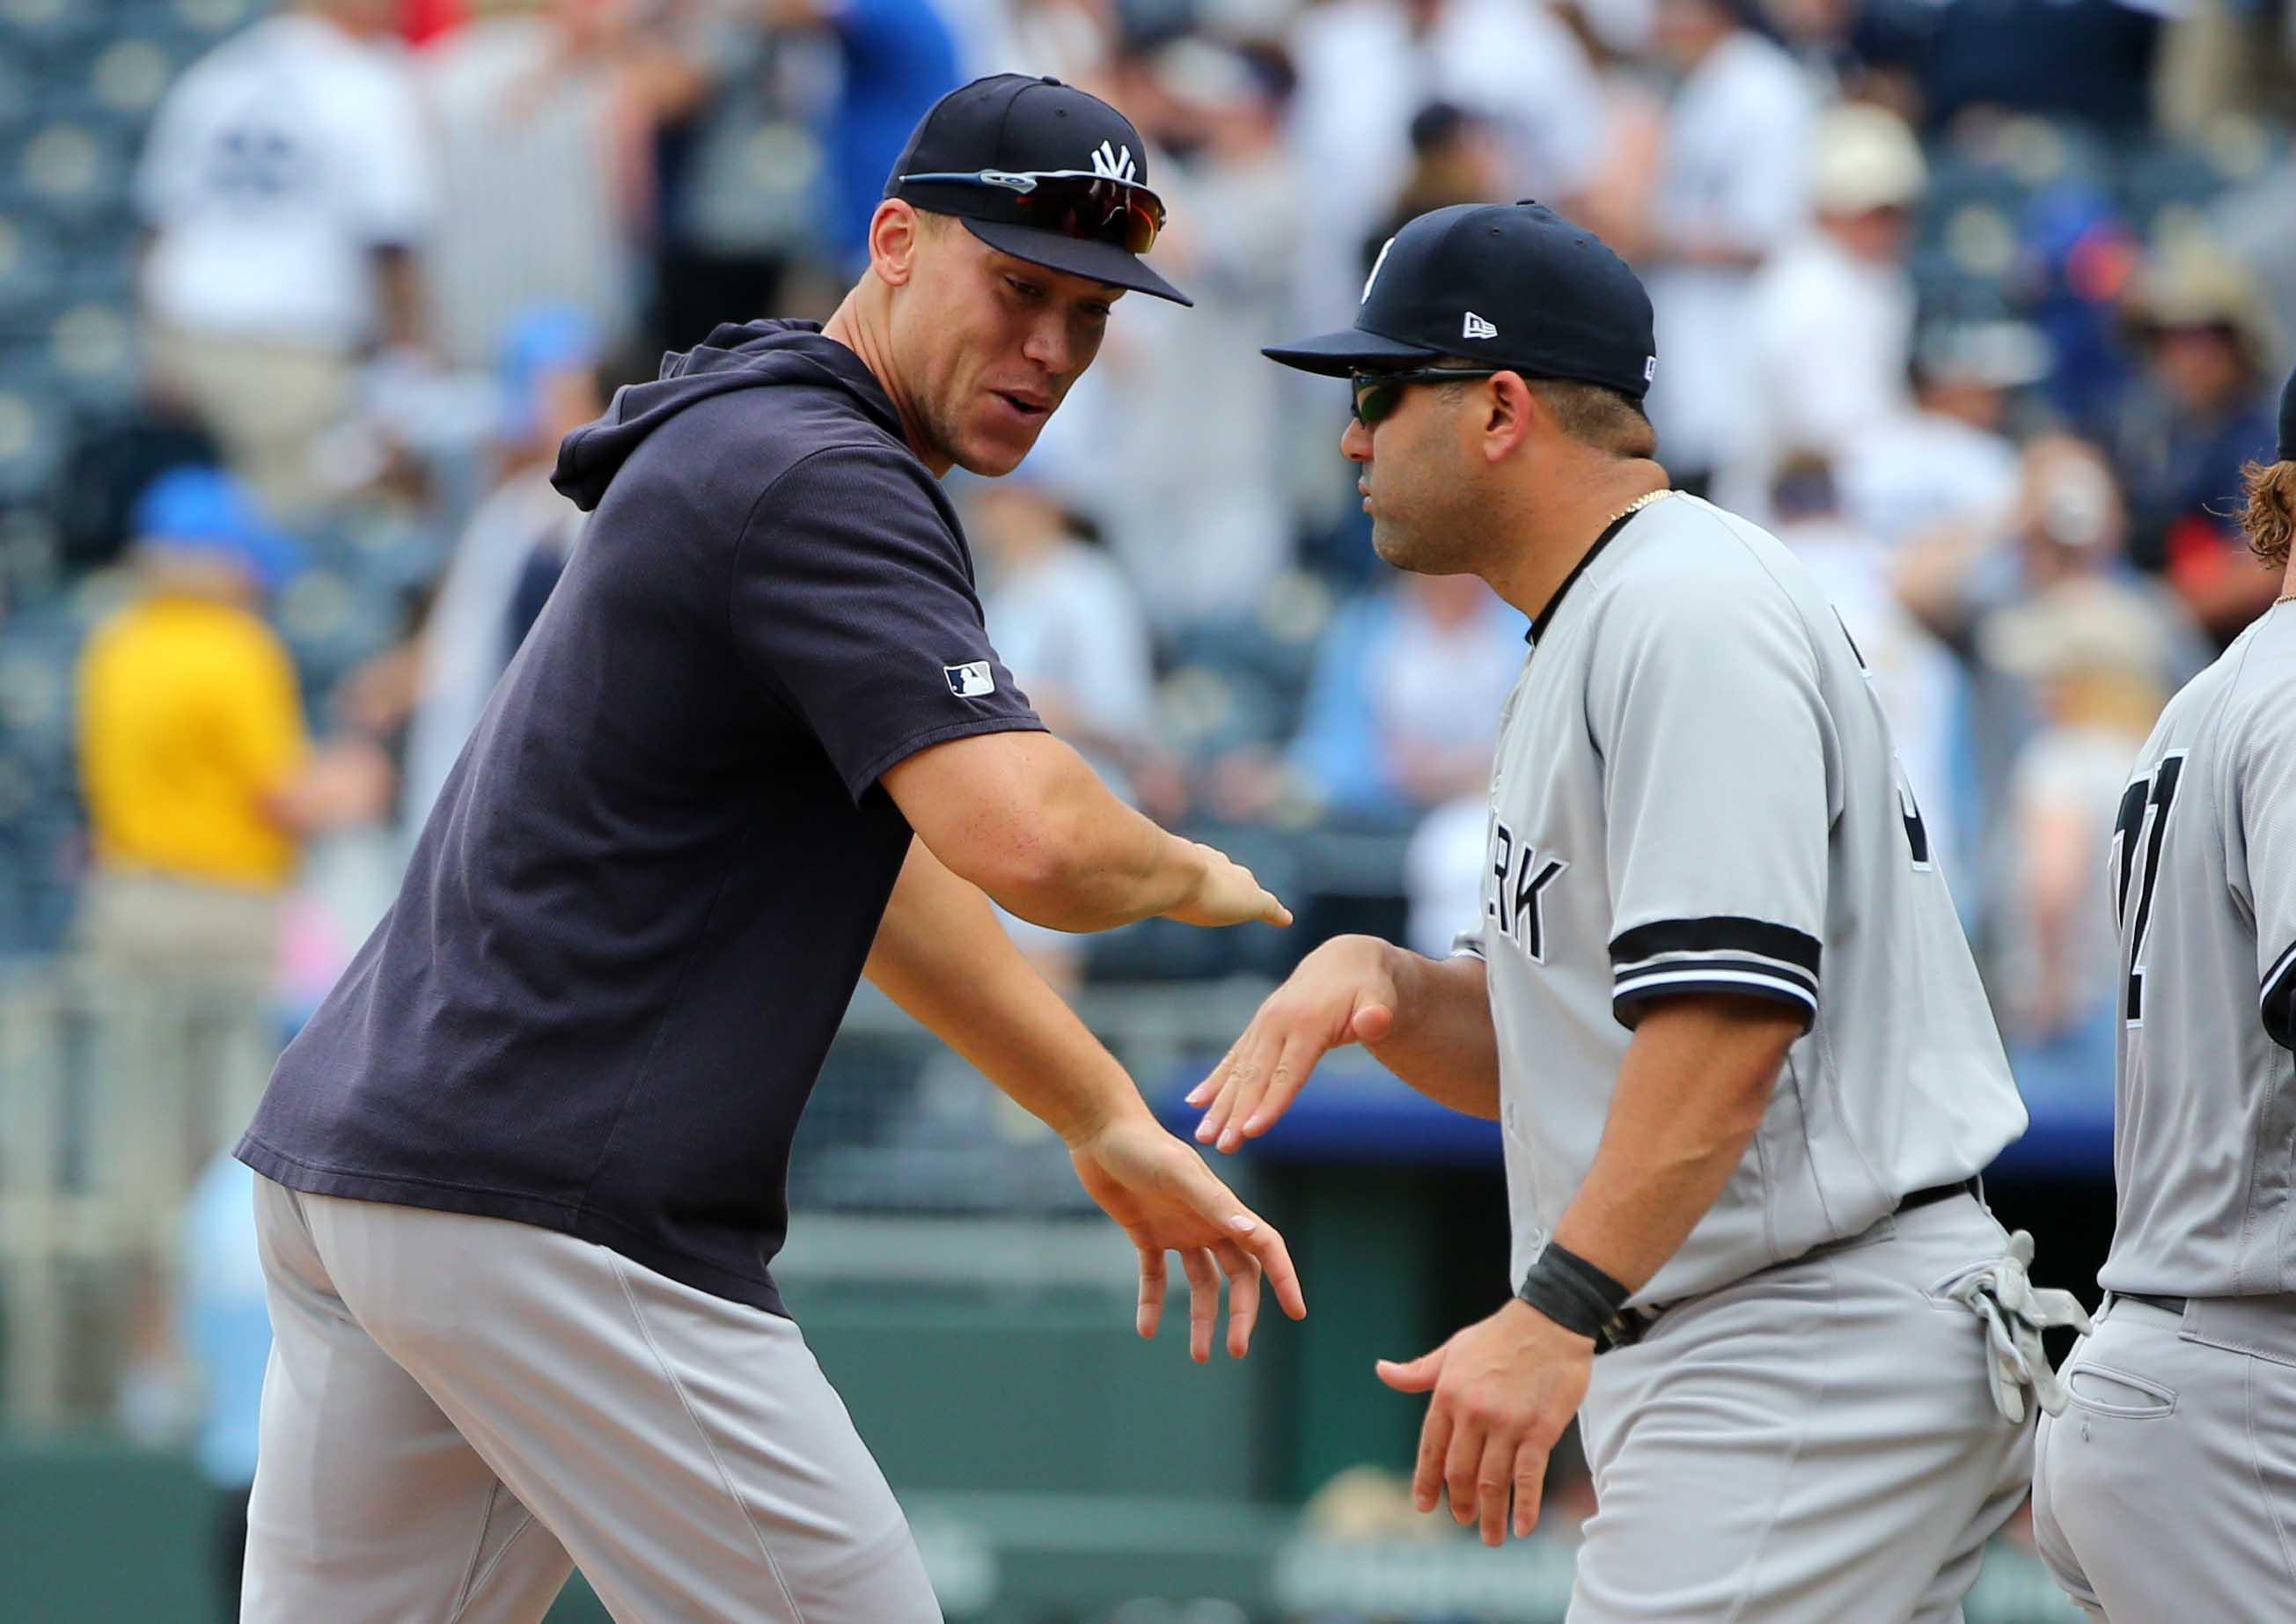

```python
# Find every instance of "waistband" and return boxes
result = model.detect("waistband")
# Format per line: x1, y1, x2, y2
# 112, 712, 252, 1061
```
1608, 1178, 1981, 1352
2105, 1290, 2296, 1366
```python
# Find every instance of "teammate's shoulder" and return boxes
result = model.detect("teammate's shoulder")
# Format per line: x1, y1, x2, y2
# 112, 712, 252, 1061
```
2211, 604, 2296, 742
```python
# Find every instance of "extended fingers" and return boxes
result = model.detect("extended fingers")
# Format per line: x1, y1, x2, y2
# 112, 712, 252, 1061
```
1237, 1033, 1317, 1140
1236, 1210, 1306, 1321
1136, 1245, 1166, 1340
1183, 1046, 1236, 1112
1412, 1396, 1453, 1514
1181, 1247, 1220, 1363
1476, 1431, 1521, 1546
1513, 1436, 1548, 1539
1443, 1409, 1485, 1525
1197, 1031, 1276, 1148
1216, 1240, 1260, 1358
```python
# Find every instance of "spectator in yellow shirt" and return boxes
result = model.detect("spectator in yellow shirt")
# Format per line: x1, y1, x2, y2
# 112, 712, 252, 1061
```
71, 468, 317, 1437
79, 470, 311, 894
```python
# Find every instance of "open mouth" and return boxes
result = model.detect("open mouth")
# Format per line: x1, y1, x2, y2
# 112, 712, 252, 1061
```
993, 390, 1051, 421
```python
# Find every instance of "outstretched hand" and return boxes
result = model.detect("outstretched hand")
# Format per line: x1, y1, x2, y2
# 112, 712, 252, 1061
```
1378, 1301, 1593, 1546
1069, 1113, 1307, 1361
1187, 935, 1398, 1151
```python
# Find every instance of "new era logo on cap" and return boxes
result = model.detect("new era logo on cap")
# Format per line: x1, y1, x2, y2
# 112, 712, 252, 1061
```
945, 661, 996, 699
1463, 312, 1499, 341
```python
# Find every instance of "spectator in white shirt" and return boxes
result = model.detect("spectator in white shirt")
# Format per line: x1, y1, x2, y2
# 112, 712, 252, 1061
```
1627, 0, 1817, 490
1838, 316, 2042, 550
1722, 102, 1926, 521
415, 0, 663, 370
1284, 0, 1604, 337
135, 0, 436, 518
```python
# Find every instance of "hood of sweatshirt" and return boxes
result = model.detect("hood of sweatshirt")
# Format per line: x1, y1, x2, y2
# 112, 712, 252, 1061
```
550, 320, 906, 512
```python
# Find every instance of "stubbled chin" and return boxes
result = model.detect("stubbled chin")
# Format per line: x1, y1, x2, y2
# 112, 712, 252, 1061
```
958, 419, 1045, 477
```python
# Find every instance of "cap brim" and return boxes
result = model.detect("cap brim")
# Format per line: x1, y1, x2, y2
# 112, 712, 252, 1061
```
961, 218, 1192, 306
1259, 325, 1443, 376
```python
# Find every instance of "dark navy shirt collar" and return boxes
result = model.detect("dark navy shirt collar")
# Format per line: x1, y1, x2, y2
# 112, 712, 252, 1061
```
1527, 494, 1667, 645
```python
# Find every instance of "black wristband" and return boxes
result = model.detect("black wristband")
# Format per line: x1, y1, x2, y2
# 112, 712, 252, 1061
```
1516, 1241, 1632, 1349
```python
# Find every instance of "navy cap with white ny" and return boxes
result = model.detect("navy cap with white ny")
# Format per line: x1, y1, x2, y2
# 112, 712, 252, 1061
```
1265, 201, 1656, 399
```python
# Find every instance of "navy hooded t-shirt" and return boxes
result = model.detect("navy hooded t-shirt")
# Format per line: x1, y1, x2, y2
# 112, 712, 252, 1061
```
238, 321, 1043, 1313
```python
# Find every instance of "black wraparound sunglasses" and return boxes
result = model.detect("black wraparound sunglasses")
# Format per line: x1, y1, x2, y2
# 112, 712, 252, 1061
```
1350, 366, 1503, 425
898, 169, 1167, 254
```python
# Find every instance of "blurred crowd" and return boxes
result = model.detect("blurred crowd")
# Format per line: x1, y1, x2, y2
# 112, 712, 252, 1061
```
1, 0, 2294, 1605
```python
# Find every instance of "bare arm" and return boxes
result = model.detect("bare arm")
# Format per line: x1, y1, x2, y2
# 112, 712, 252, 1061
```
863, 839, 1305, 1357
863, 834, 1152, 1143
1187, 936, 1501, 1153
1548, 993, 1801, 1290
880, 731, 1286, 934
371, 244, 427, 354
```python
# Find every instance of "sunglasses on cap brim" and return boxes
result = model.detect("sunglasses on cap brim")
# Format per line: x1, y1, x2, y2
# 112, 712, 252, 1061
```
1349, 366, 1502, 425
899, 169, 1167, 255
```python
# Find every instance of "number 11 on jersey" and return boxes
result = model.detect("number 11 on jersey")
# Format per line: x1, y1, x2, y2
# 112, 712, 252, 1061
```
2112, 752, 2186, 1025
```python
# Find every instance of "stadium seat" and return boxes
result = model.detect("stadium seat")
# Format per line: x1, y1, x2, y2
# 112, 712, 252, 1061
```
0, 212, 70, 329
0, 382, 62, 502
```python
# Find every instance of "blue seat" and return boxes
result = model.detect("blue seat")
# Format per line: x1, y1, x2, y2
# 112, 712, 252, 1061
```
0, 380, 63, 503
0, 212, 70, 327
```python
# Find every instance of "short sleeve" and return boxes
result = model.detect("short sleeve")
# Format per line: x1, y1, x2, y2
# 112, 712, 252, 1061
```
1588, 569, 1830, 1029
730, 445, 1043, 803
2233, 702, 2296, 1049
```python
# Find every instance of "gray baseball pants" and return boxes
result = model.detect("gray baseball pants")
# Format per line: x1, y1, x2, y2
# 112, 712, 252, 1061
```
2033, 1292, 2296, 1620
1568, 1194, 2036, 1622
241, 1175, 943, 1622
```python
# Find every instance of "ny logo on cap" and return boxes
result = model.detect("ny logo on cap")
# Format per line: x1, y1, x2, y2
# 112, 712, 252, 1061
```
1090, 141, 1137, 182
1362, 237, 1395, 304
1463, 312, 1499, 341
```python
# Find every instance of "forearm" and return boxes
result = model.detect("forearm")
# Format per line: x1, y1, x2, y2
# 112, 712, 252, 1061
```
864, 839, 1152, 1143
1365, 944, 1501, 1119
1013, 764, 1208, 930
373, 246, 427, 354
888, 731, 1209, 932
1549, 997, 1797, 1292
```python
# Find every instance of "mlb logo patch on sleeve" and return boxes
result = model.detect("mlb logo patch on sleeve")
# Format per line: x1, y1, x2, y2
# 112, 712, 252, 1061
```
944, 661, 996, 698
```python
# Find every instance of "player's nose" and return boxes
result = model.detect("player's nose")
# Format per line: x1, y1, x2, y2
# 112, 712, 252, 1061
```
1341, 416, 1372, 462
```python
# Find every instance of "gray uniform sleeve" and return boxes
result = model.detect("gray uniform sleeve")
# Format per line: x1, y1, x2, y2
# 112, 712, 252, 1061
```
1586, 569, 1830, 1030
2231, 700, 2296, 1049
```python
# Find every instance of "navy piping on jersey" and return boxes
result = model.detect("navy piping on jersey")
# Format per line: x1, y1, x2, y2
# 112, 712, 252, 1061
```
1529, 504, 1645, 644
2263, 937, 2296, 1050
1609, 915, 1823, 1031
1610, 915, 1823, 976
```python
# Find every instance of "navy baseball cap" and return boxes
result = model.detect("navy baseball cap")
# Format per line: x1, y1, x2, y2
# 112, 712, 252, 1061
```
2278, 364, 2294, 461
885, 74, 1192, 307
1264, 202, 1656, 400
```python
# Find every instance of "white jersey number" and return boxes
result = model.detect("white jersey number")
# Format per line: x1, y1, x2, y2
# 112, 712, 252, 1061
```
2111, 751, 2187, 1025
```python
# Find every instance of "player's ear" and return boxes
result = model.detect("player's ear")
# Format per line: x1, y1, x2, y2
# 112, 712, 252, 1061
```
869, 201, 925, 289
1482, 371, 1538, 464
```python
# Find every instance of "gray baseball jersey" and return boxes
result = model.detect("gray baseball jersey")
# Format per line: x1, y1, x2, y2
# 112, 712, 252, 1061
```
1456, 494, 2028, 1306
2096, 603, 2296, 1300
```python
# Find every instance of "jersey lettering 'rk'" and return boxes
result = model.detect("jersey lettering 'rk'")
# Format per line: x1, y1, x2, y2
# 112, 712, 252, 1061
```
1487, 819, 1567, 960
1457, 495, 2024, 1308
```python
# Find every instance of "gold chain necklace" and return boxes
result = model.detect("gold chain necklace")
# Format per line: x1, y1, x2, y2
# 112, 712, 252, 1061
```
1604, 488, 1673, 529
